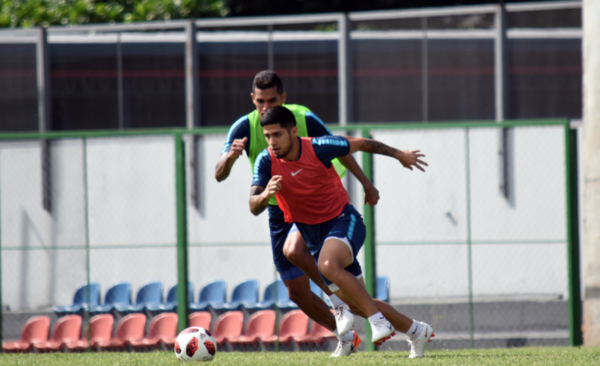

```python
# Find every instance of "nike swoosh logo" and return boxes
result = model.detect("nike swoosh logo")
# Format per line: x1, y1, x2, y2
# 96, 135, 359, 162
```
291, 169, 303, 176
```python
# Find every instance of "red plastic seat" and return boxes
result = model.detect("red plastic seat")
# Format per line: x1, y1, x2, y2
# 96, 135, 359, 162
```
189, 312, 211, 330
162, 312, 213, 350
213, 311, 243, 347
226, 310, 275, 350
128, 312, 178, 351
32, 315, 82, 353
259, 310, 308, 345
292, 321, 336, 346
2, 316, 50, 353
94, 313, 146, 351
63, 314, 114, 352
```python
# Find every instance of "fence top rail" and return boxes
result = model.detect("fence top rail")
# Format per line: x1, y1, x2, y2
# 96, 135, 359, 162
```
0, 120, 568, 140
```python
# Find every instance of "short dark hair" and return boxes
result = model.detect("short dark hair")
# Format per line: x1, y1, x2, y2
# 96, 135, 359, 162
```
252, 70, 283, 95
260, 106, 296, 130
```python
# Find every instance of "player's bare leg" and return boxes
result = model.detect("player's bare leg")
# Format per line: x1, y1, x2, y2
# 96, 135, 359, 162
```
283, 231, 362, 356
318, 238, 395, 345
282, 275, 335, 331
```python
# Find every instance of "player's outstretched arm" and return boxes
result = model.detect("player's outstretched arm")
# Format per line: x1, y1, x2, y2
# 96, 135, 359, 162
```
215, 137, 248, 182
249, 175, 282, 216
345, 136, 428, 172
336, 154, 380, 206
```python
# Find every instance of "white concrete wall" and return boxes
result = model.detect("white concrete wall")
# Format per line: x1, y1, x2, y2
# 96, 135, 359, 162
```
0, 126, 568, 310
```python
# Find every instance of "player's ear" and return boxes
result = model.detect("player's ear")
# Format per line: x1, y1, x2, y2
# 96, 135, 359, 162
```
280, 92, 287, 104
290, 126, 298, 138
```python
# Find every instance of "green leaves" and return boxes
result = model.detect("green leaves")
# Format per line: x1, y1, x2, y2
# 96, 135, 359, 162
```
0, 0, 228, 27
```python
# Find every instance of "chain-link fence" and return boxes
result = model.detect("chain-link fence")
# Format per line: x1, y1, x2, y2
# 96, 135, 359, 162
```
0, 119, 578, 352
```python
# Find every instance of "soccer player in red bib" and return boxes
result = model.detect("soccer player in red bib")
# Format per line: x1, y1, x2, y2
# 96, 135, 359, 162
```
250, 106, 434, 357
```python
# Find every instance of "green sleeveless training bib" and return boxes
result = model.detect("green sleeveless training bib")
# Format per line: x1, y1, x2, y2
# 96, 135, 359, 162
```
247, 104, 346, 206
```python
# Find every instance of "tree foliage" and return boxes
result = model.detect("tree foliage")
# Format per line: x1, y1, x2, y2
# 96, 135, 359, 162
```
0, 0, 229, 28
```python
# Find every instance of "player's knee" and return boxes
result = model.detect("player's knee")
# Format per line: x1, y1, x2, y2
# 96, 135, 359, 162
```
318, 260, 340, 282
283, 241, 307, 266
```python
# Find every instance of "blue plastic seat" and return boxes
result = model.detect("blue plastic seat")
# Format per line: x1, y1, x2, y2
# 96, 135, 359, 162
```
310, 280, 323, 299
189, 280, 227, 312
247, 280, 295, 310
54, 283, 101, 317
376, 276, 390, 303
114, 281, 163, 314
146, 281, 194, 313
213, 280, 259, 311
90, 282, 132, 314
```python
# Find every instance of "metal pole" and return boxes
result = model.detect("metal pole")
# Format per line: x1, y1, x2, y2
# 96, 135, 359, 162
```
36, 27, 51, 132
268, 24, 274, 70
337, 14, 351, 126
465, 128, 474, 349
117, 33, 124, 130
421, 17, 428, 123
566, 126, 583, 346
362, 128, 376, 351
175, 133, 189, 332
185, 20, 199, 129
82, 137, 92, 349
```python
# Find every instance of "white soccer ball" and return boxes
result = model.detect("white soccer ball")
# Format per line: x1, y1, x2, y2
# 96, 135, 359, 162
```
174, 327, 217, 362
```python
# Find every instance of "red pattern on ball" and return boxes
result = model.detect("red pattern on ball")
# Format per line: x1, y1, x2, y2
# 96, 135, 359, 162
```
186, 337, 199, 357
204, 341, 216, 356
174, 341, 181, 354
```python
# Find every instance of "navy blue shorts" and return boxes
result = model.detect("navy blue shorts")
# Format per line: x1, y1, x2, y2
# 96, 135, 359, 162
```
295, 204, 366, 287
268, 205, 305, 281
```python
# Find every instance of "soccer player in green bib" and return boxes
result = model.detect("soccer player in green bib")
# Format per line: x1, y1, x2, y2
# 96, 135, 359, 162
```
215, 70, 378, 356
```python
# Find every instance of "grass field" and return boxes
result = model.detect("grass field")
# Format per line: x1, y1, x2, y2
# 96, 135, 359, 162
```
0, 347, 598, 366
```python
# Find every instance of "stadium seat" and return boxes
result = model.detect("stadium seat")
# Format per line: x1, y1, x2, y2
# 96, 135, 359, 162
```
53, 283, 101, 317
146, 281, 194, 313
188, 312, 212, 330
2, 316, 50, 353
215, 280, 259, 311
94, 313, 146, 351
162, 312, 212, 350
90, 282, 132, 314
246, 280, 293, 310
128, 312, 178, 351
259, 310, 309, 349
292, 321, 336, 349
32, 315, 82, 353
376, 276, 390, 303
189, 280, 227, 312
114, 281, 163, 314
212, 311, 244, 347
226, 310, 275, 351
63, 314, 114, 352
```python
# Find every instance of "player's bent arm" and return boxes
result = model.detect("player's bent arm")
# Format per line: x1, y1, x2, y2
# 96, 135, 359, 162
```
215, 153, 237, 182
336, 154, 380, 205
345, 136, 428, 172
249, 186, 269, 216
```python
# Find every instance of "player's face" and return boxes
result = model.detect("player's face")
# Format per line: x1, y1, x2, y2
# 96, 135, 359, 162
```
263, 123, 297, 159
251, 87, 287, 118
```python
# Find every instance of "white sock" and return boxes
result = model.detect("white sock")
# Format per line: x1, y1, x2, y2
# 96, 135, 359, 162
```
328, 294, 345, 308
332, 329, 354, 341
405, 320, 423, 340
367, 312, 385, 324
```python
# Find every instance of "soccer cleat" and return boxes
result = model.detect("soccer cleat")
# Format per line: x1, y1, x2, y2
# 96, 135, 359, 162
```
407, 322, 434, 358
334, 304, 355, 336
370, 316, 396, 346
330, 331, 361, 357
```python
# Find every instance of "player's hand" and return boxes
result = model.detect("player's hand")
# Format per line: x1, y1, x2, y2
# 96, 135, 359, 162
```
227, 137, 247, 159
396, 150, 428, 172
364, 183, 380, 206
265, 175, 282, 198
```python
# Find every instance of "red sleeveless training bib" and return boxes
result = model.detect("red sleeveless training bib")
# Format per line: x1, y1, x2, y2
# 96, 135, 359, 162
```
270, 137, 348, 225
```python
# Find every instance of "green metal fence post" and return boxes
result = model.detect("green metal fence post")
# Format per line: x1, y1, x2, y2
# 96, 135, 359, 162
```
0, 145, 3, 350
361, 128, 376, 352
83, 138, 92, 349
175, 133, 189, 333
566, 126, 583, 346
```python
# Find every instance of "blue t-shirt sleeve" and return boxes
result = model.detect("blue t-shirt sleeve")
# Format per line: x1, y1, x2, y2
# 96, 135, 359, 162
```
312, 136, 350, 168
305, 112, 332, 138
251, 149, 272, 187
221, 116, 250, 155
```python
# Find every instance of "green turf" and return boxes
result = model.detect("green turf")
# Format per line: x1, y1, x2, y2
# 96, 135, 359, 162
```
0, 347, 598, 366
